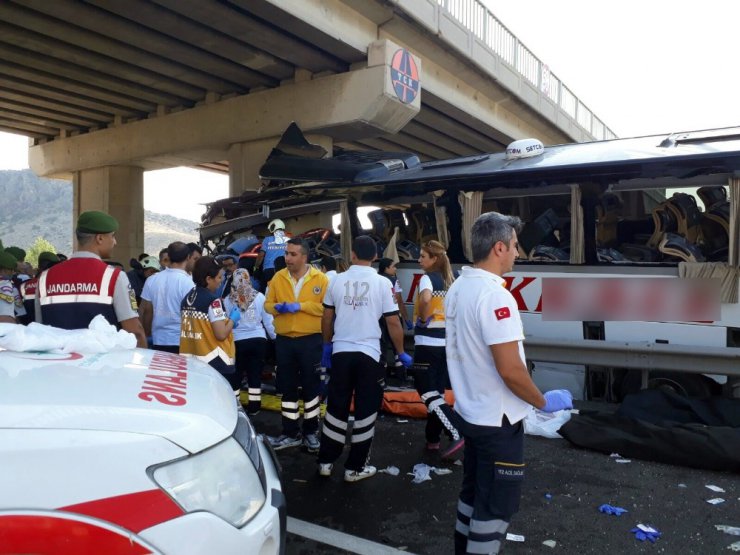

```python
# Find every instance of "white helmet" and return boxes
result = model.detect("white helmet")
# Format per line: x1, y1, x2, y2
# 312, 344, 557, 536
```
268, 219, 285, 233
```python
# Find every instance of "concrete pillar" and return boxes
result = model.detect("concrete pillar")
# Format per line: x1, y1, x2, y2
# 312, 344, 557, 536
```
228, 134, 333, 196
72, 165, 144, 267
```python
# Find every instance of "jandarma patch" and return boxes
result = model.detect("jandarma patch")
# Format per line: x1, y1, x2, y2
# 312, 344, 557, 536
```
313, 286, 321, 295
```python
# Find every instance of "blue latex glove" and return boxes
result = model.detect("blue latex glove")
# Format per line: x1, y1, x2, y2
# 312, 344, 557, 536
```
415, 316, 432, 328
284, 302, 301, 313
228, 307, 242, 326
541, 389, 573, 413
631, 525, 661, 543
321, 343, 333, 369
405, 320, 414, 331
318, 368, 330, 400
274, 303, 289, 314
398, 352, 413, 368
599, 504, 628, 516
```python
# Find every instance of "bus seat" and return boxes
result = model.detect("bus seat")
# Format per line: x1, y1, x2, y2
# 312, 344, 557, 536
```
665, 193, 702, 243
658, 232, 706, 263
316, 236, 341, 258
647, 204, 678, 248
700, 201, 729, 261
410, 208, 438, 244
697, 185, 727, 210
529, 245, 569, 262
597, 248, 628, 262
367, 209, 387, 239
396, 239, 420, 261
519, 209, 561, 253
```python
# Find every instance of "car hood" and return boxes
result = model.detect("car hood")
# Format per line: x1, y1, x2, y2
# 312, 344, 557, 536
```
0, 348, 237, 454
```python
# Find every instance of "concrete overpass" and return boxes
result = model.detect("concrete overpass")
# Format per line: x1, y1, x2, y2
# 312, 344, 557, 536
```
0, 0, 615, 263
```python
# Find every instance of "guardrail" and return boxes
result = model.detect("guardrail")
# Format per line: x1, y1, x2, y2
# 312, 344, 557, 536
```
525, 337, 740, 390
436, 0, 617, 141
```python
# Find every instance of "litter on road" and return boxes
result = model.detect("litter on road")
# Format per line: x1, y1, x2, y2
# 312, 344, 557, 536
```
505, 533, 525, 542
408, 463, 453, 484
542, 539, 557, 548
599, 504, 628, 516
379, 466, 400, 476
716, 525, 740, 536
706, 484, 726, 493
632, 524, 662, 543
707, 498, 726, 505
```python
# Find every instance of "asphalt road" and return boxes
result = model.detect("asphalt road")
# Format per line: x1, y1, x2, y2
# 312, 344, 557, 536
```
249, 403, 739, 554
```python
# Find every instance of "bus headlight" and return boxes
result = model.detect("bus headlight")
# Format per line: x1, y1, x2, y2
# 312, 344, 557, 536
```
152, 438, 266, 528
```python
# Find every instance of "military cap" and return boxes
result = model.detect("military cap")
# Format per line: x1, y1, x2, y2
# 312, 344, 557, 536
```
76, 211, 119, 234
0, 250, 17, 271
38, 251, 60, 265
5, 246, 25, 261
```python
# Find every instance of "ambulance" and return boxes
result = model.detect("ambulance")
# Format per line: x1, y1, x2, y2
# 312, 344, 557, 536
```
0, 347, 285, 555
200, 124, 740, 402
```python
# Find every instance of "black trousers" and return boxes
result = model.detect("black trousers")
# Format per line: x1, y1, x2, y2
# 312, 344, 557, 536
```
235, 337, 267, 413
454, 416, 524, 555
413, 345, 461, 443
318, 351, 385, 471
275, 333, 322, 436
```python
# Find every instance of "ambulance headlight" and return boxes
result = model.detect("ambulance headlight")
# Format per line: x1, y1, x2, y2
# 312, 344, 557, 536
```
151, 438, 266, 528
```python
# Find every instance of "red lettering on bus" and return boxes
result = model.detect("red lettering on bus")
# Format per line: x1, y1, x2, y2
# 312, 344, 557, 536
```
504, 277, 536, 312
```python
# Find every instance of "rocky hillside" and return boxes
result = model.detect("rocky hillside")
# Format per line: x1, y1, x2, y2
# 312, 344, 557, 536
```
0, 169, 198, 255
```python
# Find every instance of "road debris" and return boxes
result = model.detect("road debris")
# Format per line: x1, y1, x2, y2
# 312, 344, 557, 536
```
716, 525, 740, 536
506, 533, 525, 542
379, 466, 400, 476
631, 524, 661, 543
599, 504, 628, 516
707, 498, 726, 505
706, 485, 726, 493
543, 539, 557, 548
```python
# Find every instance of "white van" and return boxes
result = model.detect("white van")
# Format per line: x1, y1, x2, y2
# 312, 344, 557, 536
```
0, 347, 285, 555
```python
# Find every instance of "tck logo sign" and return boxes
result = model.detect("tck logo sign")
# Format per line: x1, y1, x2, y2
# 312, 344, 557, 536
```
390, 49, 419, 104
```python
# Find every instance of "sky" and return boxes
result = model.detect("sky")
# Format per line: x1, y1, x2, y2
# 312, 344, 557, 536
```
1, 0, 738, 220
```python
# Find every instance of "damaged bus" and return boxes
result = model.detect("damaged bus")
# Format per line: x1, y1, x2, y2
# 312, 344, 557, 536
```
199, 124, 740, 401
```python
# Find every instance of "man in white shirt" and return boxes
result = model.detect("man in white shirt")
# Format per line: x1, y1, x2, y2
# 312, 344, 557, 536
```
318, 236, 412, 482
445, 212, 572, 555
139, 242, 196, 353
320, 256, 338, 286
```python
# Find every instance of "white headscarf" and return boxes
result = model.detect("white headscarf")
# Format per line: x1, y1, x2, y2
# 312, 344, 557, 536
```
229, 268, 257, 311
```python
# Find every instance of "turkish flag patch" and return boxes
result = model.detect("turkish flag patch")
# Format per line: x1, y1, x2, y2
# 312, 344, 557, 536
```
494, 307, 511, 320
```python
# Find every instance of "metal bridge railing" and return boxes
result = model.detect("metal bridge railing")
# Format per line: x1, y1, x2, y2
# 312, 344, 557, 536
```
437, 0, 617, 140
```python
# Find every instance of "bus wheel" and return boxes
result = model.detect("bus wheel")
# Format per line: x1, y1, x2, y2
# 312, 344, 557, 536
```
618, 370, 716, 400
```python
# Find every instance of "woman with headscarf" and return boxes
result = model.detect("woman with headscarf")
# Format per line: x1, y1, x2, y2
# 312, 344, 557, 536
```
223, 268, 276, 415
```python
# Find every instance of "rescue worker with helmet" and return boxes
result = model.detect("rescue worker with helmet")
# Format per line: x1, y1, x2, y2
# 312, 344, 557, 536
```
35, 210, 147, 348
256, 219, 289, 290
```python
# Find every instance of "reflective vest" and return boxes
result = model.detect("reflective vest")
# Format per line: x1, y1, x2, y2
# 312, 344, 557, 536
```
20, 277, 37, 323
413, 271, 447, 339
38, 258, 119, 329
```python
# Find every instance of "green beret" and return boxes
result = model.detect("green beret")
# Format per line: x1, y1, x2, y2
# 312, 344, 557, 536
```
77, 210, 119, 234
0, 250, 17, 271
38, 251, 60, 265
5, 246, 25, 261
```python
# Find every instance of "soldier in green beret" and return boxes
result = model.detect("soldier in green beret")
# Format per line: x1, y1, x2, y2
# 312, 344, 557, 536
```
34, 210, 147, 347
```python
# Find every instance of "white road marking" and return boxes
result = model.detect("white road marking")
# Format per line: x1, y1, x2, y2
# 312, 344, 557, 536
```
287, 516, 416, 555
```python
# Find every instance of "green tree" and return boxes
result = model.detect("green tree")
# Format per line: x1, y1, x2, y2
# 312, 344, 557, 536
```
26, 236, 57, 269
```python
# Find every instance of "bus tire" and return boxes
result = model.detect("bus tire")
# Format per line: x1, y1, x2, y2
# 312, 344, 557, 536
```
618, 370, 716, 400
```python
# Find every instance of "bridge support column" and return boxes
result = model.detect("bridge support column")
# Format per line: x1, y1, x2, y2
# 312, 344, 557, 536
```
72, 165, 144, 268
228, 134, 333, 196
